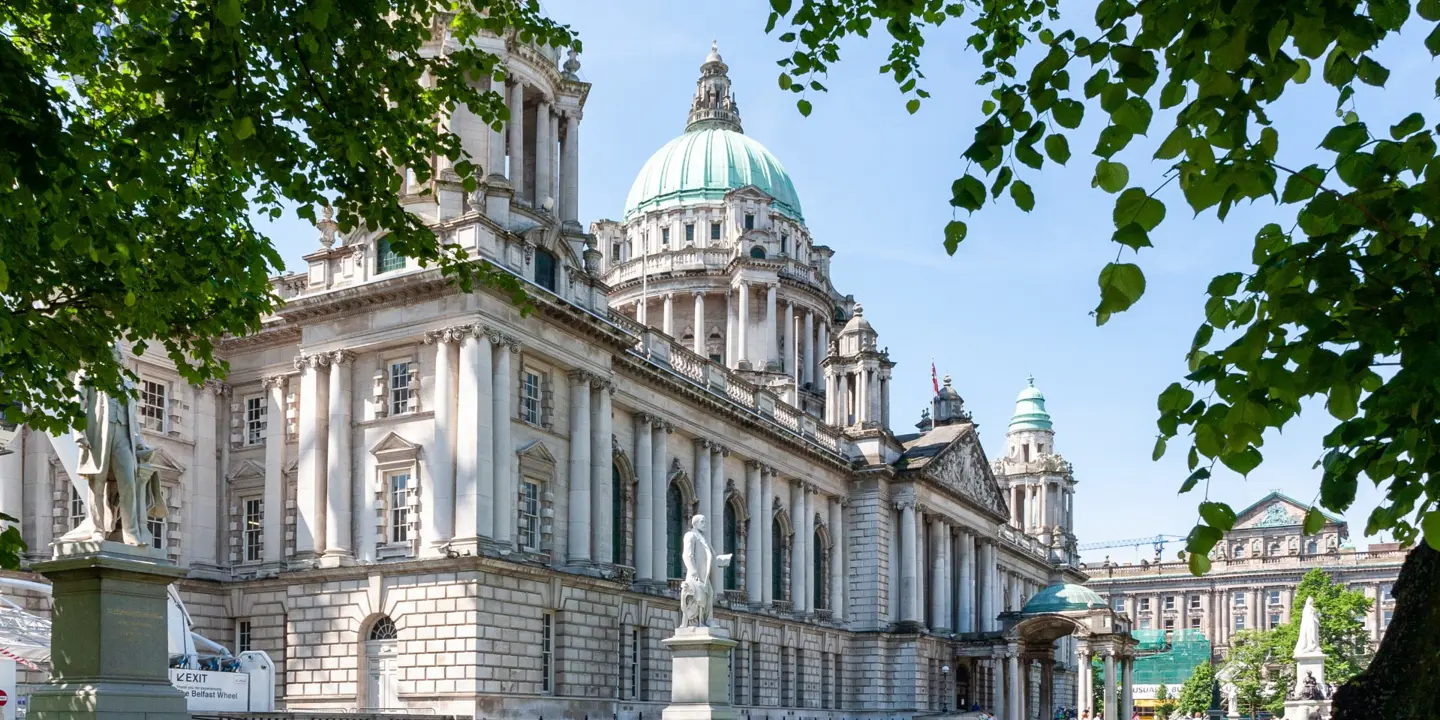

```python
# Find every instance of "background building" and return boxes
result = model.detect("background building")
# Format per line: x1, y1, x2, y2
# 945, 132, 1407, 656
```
1084, 492, 1404, 660
0, 31, 1094, 720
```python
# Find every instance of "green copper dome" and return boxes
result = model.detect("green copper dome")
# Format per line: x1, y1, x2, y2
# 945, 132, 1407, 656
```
623, 128, 804, 222
1022, 583, 1107, 614
1009, 375, 1053, 431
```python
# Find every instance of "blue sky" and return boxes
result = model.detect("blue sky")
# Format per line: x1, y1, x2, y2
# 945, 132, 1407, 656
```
262, 1, 1435, 560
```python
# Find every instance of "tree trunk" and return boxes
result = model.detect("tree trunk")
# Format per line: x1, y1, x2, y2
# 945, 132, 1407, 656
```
1331, 542, 1440, 718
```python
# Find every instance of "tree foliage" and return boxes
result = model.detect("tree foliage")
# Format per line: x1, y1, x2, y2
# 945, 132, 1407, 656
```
1266, 568, 1375, 686
765, 0, 1440, 562
1177, 661, 1215, 715
1155, 682, 1176, 719
1223, 630, 1281, 718
1, 0, 574, 436
0, 513, 24, 570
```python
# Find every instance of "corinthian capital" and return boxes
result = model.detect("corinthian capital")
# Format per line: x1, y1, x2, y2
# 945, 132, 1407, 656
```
330, 349, 356, 366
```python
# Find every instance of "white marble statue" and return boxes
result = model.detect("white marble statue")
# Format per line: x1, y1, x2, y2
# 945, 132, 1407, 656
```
60, 344, 161, 547
678, 514, 731, 628
1294, 596, 1322, 655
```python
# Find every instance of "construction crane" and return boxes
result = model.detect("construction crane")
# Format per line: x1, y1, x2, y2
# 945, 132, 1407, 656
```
1078, 534, 1187, 558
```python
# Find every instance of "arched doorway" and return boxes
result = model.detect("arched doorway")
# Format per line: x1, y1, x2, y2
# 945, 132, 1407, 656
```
364, 616, 399, 709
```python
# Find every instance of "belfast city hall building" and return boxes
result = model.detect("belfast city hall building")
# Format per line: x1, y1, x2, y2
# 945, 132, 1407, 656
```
0, 25, 1138, 720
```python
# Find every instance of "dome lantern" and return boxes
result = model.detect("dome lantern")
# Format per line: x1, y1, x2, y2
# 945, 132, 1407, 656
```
687, 41, 743, 134
1009, 375, 1054, 432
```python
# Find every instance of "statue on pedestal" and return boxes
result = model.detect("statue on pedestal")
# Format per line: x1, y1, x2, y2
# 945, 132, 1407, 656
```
1296, 672, 1325, 701
679, 514, 731, 628
59, 344, 163, 548
1295, 597, 1322, 654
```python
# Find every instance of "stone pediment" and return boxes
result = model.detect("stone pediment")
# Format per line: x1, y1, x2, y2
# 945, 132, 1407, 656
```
1233, 491, 1343, 530
145, 446, 187, 481
227, 459, 265, 483
724, 185, 775, 206
517, 439, 557, 465
898, 424, 1009, 520
370, 431, 421, 463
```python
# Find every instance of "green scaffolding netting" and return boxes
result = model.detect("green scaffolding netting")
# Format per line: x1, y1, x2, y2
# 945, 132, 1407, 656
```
1129, 629, 1211, 686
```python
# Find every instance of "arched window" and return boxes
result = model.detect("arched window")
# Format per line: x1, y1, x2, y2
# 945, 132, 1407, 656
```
368, 616, 398, 641
612, 463, 625, 565
365, 616, 399, 709
376, 237, 405, 274
772, 517, 787, 601
667, 482, 684, 579
1306, 539, 1318, 554
534, 248, 558, 292
723, 503, 738, 590
749, 245, 766, 259
814, 528, 827, 610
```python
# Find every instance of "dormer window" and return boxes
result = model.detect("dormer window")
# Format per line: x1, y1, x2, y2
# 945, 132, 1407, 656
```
743, 213, 755, 230
749, 246, 766, 259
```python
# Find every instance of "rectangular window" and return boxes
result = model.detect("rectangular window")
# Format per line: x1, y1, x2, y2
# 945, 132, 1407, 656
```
781, 648, 792, 706
749, 643, 759, 706
1234, 615, 1246, 631
780, 232, 789, 255
1189, 595, 1202, 610
834, 652, 842, 710
68, 483, 86, 530
1383, 609, 1393, 628
1164, 595, 1176, 611
1233, 591, 1246, 606
243, 498, 264, 562
521, 370, 542, 425
728, 649, 736, 705
1268, 590, 1281, 606
1383, 584, 1395, 601
1162, 617, 1175, 630
149, 515, 165, 550
685, 223, 695, 244
1139, 598, 1151, 611
237, 620, 252, 653
627, 626, 641, 700
821, 652, 831, 709
376, 237, 405, 273
796, 648, 805, 706
710, 222, 722, 240
388, 470, 412, 543
612, 242, 623, 262
1111, 597, 1124, 612
244, 395, 267, 445
519, 479, 541, 551
661, 227, 670, 245
541, 612, 555, 695
1189, 617, 1202, 630
388, 360, 416, 415
1234, 544, 1246, 558
743, 213, 755, 230
1139, 618, 1152, 630
139, 380, 168, 432
1269, 613, 1282, 629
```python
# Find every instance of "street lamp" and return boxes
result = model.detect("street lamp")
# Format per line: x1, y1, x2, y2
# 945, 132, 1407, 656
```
941, 665, 951, 713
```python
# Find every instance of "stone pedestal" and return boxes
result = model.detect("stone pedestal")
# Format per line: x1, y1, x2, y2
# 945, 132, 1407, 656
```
28, 542, 189, 720
661, 627, 738, 720
1281, 650, 1330, 720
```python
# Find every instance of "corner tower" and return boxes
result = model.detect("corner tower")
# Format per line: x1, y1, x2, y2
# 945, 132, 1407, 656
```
992, 377, 1078, 564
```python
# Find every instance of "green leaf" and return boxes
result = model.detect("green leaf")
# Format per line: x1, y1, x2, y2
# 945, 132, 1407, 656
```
1185, 524, 1223, 554
1188, 551, 1212, 576
1052, 99, 1084, 129
234, 117, 256, 140
1155, 126, 1189, 160
1281, 165, 1326, 203
1423, 511, 1440, 551
1429, 25, 1440, 56
1158, 383, 1195, 412
1095, 262, 1146, 317
1112, 98, 1153, 134
1293, 58, 1311, 83
1258, 127, 1278, 159
1199, 501, 1238, 532
1152, 435, 1167, 461
1179, 467, 1210, 493
1094, 160, 1129, 193
770, 0, 792, 14
217, 0, 243, 27
1112, 223, 1151, 250
796, 99, 812, 117
1304, 507, 1327, 535
1044, 134, 1071, 164
1422, 0, 1440, 20
1356, 56, 1390, 87
1320, 123, 1368, 154
950, 175, 986, 211
779, 73, 793, 90
1207, 272, 1244, 297
1114, 187, 1165, 230
943, 221, 968, 255
1010, 180, 1035, 212
1390, 112, 1426, 139
982, 100, 996, 115
1327, 383, 1359, 420
1221, 446, 1263, 475
906, 98, 921, 114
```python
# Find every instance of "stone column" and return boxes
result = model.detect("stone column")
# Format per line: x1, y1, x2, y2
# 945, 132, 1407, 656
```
802, 310, 814, 386
760, 466, 775, 605
1011, 573, 1023, 612
489, 78, 508, 181
294, 353, 328, 560
978, 540, 994, 631
783, 301, 795, 375
1103, 652, 1116, 720
958, 530, 975, 633
455, 328, 482, 541
854, 368, 868, 424
507, 81, 526, 203
188, 382, 221, 567
746, 461, 764, 604
692, 292, 707, 356
567, 370, 592, 564
1122, 656, 1134, 719
662, 293, 675, 336
261, 375, 287, 565
472, 331, 496, 539
535, 100, 552, 207
710, 445, 726, 590
930, 518, 948, 632
1075, 643, 1091, 714
591, 379, 613, 564
899, 500, 919, 624
0, 429, 20, 538
765, 284, 778, 370
651, 420, 670, 578
1007, 646, 1021, 720
549, 110, 560, 205
829, 496, 844, 619
560, 110, 580, 225
492, 334, 517, 547
802, 485, 815, 613
837, 372, 850, 425
425, 330, 458, 552
725, 290, 736, 367
790, 480, 805, 609
1040, 659, 1054, 720
990, 653, 1006, 717
695, 439, 712, 538
634, 414, 654, 580
323, 350, 354, 563
816, 321, 829, 382
737, 282, 750, 368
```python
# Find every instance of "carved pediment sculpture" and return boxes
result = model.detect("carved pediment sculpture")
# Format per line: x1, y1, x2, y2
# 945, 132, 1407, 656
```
919, 430, 1008, 519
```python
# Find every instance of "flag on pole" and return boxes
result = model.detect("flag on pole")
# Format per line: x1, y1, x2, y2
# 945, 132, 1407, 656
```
931, 360, 940, 395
